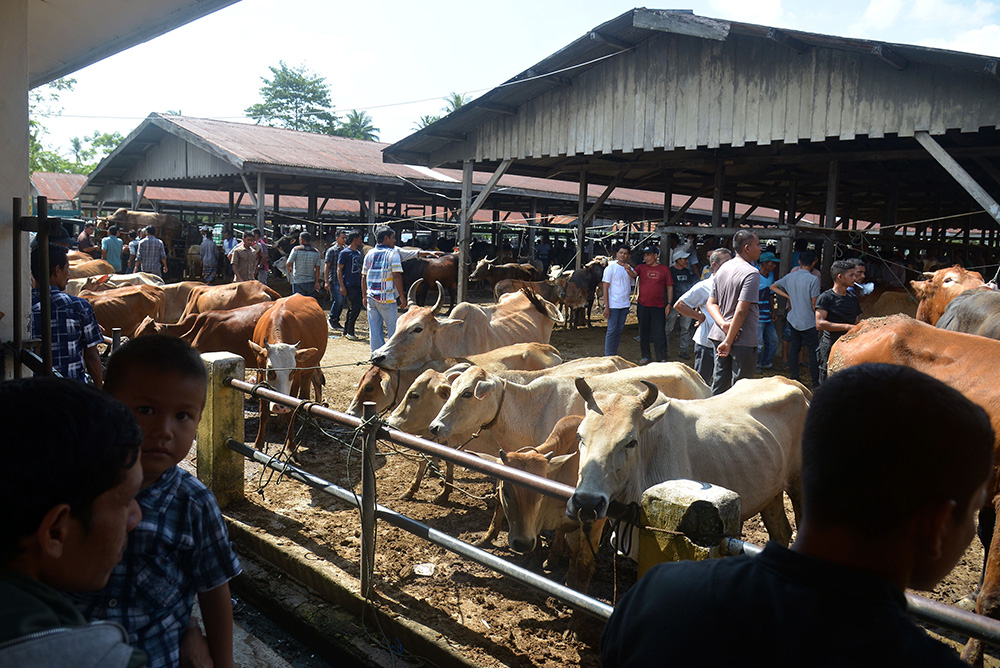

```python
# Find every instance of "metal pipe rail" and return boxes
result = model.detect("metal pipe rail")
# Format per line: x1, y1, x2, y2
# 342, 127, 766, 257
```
226, 439, 614, 620
727, 539, 1000, 648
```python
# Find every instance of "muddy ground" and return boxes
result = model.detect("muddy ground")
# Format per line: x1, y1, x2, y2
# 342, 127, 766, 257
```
217, 288, 997, 667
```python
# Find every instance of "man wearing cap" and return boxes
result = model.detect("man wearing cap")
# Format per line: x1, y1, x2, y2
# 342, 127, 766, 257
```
635, 245, 673, 364
664, 248, 697, 360
756, 251, 780, 369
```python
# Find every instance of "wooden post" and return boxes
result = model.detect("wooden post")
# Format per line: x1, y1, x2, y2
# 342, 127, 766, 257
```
821, 161, 839, 289
360, 401, 378, 595
660, 174, 673, 265
577, 172, 587, 269
197, 352, 245, 508
712, 162, 725, 228
639, 479, 741, 577
256, 172, 266, 232
457, 161, 473, 303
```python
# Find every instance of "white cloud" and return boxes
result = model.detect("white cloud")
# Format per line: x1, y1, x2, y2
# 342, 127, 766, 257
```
850, 0, 905, 37
921, 23, 1000, 56
707, 0, 786, 25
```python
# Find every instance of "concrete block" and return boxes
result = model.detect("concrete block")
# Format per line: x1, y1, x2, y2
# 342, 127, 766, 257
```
638, 479, 741, 577
198, 352, 245, 507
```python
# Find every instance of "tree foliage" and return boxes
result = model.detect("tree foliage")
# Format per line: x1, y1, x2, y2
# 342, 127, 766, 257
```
335, 110, 380, 141
29, 78, 124, 174
413, 91, 469, 130
245, 61, 339, 133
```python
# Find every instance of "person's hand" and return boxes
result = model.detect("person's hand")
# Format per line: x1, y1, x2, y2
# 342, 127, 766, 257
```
719, 320, 731, 334
340, 286, 347, 296
603, 305, 610, 319
717, 340, 732, 357
664, 304, 672, 316
399, 299, 408, 310
179, 623, 213, 668
325, 281, 331, 292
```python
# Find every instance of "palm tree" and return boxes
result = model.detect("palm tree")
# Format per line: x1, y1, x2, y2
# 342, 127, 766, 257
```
443, 92, 467, 114
413, 114, 441, 131
336, 109, 379, 141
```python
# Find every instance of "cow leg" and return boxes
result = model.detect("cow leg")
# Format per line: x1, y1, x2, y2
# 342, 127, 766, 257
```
475, 492, 505, 547
401, 458, 431, 500
545, 524, 569, 571
758, 493, 793, 547
963, 495, 1000, 665
311, 369, 324, 402
433, 461, 454, 504
785, 476, 803, 528
417, 282, 429, 307
254, 398, 270, 452
564, 518, 604, 592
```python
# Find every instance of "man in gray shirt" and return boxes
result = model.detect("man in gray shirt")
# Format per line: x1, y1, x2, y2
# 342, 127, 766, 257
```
770, 250, 821, 386
705, 230, 761, 395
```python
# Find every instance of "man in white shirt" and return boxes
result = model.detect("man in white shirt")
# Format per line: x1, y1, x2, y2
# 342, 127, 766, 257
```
602, 245, 637, 356
673, 248, 733, 384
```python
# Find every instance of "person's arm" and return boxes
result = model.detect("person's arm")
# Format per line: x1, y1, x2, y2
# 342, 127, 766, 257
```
769, 284, 790, 301
673, 298, 704, 324
623, 263, 637, 280
704, 296, 725, 331
337, 263, 347, 296
197, 582, 234, 668
84, 345, 103, 388
394, 271, 406, 309
602, 281, 611, 318
815, 308, 856, 333
325, 260, 334, 292
313, 256, 321, 290
102, 242, 108, 261
718, 299, 752, 357
665, 284, 674, 315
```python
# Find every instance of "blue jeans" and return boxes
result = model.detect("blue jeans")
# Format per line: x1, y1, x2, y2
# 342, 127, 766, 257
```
693, 343, 714, 385
343, 285, 362, 336
330, 284, 346, 326
788, 325, 820, 385
367, 298, 399, 353
293, 282, 316, 297
605, 307, 629, 356
757, 320, 778, 367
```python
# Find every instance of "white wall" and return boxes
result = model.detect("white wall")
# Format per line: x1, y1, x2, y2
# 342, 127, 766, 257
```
0, 0, 30, 379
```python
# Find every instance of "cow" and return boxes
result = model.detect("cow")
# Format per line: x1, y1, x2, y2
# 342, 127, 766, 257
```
401, 253, 459, 309
562, 257, 607, 328
857, 288, 918, 320
911, 265, 987, 325
387, 357, 636, 502
937, 289, 1000, 339
79, 284, 166, 337
160, 280, 279, 323
568, 376, 809, 557
67, 259, 116, 279
98, 209, 183, 258
67, 250, 93, 264
826, 314, 1000, 664
134, 301, 276, 364
476, 415, 604, 592
469, 257, 540, 290
493, 278, 565, 306
345, 342, 563, 417
370, 283, 562, 370
65, 272, 165, 296
249, 294, 328, 451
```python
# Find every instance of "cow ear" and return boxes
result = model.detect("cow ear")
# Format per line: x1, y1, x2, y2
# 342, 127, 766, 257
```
547, 452, 577, 474
910, 279, 928, 298
438, 318, 462, 330
98, 274, 111, 284
642, 399, 670, 429
435, 383, 452, 400
445, 370, 463, 384
473, 452, 503, 465
473, 379, 497, 400
444, 362, 471, 375
294, 347, 318, 362
248, 340, 266, 357
379, 372, 393, 396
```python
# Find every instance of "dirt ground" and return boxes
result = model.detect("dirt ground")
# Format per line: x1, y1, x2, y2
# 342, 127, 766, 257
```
220, 289, 998, 667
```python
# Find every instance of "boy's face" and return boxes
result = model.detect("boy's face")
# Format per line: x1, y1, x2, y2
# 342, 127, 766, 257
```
111, 367, 206, 489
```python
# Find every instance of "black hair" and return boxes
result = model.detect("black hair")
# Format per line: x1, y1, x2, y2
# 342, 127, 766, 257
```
128, 231, 137, 240
299, 231, 312, 243
242, 230, 254, 240
346, 231, 362, 246
802, 364, 994, 536
799, 250, 816, 266
375, 226, 394, 244
845, 257, 865, 268
203, 229, 213, 240
105, 335, 208, 398
30, 243, 68, 282
144, 225, 155, 235
108, 225, 119, 235
830, 259, 853, 280
0, 378, 141, 563
614, 244, 630, 254
732, 229, 757, 253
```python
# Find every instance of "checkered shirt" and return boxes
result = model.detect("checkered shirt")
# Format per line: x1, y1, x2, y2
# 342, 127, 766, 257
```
287, 244, 322, 284
137, 235, 167, 275
31, 286, 103, 383
71, 466, 241, 668
363, 244, 403, 303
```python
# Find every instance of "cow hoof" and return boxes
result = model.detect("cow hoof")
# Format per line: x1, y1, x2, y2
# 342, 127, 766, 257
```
473, 535, 494, 548
433, 492, 451, 505
399, 490, 416, 501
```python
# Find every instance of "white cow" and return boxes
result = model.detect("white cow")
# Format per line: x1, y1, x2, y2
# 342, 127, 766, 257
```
568, 377, 809, 555
65, 272, 164, 296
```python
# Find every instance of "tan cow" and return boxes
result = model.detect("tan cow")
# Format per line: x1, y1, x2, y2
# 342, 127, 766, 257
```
857, 288, 918, 320
345, 342, 564, 417
79, 284, 166, 337
371, 283, 562, 370
66, 272, 164, 296
160, 280, 279, 323
911, 265, 986, 325
68, 259, 116, 278
98, 209, 183, 258
477, 415, 604, 592
568, 376, 809, 557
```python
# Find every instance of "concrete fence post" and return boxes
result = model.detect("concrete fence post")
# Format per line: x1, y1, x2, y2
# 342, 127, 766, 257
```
198, 352, 245, 507
638, 479, 741, 577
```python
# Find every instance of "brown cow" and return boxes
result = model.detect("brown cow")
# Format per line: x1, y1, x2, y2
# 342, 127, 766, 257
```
250, 295, 328, 451
134, 301, 275, 364
99, 209, 183, 258
478, 415, 604, 592
857, 288, 918, 320
911, 265, 986, 325
68, 259, 116, 279
79, 284, 165, 337
828, 315, 1000, 663
160, 280, 279, 323
402, 253, 459, 309
469, 257, 540, 290
493, 278, 565, 305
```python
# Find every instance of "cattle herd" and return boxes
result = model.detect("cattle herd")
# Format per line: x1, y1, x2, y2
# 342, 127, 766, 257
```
65, 244, 1000, 655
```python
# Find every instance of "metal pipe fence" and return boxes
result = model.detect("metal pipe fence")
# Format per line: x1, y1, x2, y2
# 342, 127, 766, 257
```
228, 378, 1000, 645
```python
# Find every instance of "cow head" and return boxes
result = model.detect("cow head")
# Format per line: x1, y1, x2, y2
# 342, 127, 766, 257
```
469, 257, 496, 282
911, 265, 985, 325
427, 366, 502, 443
134, 316, 165, 337
567, 379, 664, 523
370, 280, 461, 369
346, 366, 396, 417
248, 339, 318, 415
386, 369, 451, 435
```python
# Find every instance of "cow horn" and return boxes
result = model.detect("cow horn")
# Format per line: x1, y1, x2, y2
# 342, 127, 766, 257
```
486, 256, 497, 263
922, 271, 936, 278
575, 377, 601, 414
431, 281, 445, 315
407, 278, 423, 306
639, 380, 659, 409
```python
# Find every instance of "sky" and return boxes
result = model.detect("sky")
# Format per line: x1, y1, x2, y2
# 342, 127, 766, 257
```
35, 0, 1000, 159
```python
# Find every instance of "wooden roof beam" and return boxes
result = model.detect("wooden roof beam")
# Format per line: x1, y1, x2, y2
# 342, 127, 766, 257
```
525, 69, 572, 86
478, 101, 517, 115
589, 31, 633, 50
986, 59, 999, 79
872, 44, 908, 71
423, 130, 466, 142
767, 28, 811, 54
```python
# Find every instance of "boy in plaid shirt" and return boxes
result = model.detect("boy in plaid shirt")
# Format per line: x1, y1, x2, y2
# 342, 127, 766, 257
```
73, 336, 240, 668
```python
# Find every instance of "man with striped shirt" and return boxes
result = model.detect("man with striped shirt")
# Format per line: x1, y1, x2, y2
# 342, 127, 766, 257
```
362, 226, 407, 352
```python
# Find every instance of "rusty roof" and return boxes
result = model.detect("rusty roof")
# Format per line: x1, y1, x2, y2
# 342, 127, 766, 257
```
31, 172, 85, 203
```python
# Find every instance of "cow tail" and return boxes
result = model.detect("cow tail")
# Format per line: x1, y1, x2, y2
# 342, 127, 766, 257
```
521, 287, 564, 323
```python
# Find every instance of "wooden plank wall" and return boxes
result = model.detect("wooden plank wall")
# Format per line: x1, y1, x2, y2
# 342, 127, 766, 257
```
131, 133, 238, 182
453, 32, 1000, 164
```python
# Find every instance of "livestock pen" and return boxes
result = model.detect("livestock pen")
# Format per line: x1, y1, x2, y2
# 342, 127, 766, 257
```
195, 351, 1000, 667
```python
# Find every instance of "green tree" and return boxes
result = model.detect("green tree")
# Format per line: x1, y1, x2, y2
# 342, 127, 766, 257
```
29, 77, 76, 173
335, 110, 379, 141
412, 92, 468, 131
245, 61, 338, 133
413, 114, 441, 131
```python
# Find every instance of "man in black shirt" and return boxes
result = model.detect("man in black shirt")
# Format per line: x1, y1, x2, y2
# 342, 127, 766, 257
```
664, 248, 698, 359
815, 259, 862, 383
601, 364, 994, 668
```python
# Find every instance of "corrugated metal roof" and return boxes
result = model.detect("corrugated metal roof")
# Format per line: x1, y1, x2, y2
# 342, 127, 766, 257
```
30, 172, 85, 203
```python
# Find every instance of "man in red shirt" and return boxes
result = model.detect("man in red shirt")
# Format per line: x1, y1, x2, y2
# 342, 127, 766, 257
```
635, 245, 674, 364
